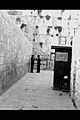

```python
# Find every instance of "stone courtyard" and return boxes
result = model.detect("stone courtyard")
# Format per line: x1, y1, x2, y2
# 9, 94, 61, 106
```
0, 71, 76, 110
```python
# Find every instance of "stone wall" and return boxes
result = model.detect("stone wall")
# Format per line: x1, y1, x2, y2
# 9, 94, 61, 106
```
0, 11, 32, 95
71, 27, 80, 109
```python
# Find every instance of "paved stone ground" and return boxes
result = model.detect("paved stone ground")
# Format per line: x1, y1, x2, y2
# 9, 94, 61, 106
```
0, 70, 76, 110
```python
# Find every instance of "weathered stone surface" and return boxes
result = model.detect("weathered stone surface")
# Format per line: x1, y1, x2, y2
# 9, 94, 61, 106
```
71, 27, 80, 109
0, 11, 32, 95
0, 71, 75, 110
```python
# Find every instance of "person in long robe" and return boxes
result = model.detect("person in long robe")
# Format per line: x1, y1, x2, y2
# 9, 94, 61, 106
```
37, 55, 41, 73
31, 55, 34, 73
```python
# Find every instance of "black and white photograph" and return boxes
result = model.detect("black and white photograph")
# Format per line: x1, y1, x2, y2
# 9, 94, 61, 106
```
0, 9, 79, 110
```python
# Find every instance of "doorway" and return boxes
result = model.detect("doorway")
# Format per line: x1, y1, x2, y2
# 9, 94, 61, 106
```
51, 46, 72, 92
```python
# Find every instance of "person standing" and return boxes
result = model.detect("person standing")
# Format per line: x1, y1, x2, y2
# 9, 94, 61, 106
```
37, 55, 41, 73
31, 55, 34, 73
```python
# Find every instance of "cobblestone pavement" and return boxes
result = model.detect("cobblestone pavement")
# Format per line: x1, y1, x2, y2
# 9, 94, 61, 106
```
0, 70, 76, 110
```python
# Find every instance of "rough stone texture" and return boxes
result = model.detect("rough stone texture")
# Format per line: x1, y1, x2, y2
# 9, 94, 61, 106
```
0, 11, 32, 95
71, 27, 80, 109
0, 71, 75, 110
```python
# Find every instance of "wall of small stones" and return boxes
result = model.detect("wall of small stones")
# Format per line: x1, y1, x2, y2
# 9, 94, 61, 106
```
0, 11, 32, 95
71, 27, 80, 109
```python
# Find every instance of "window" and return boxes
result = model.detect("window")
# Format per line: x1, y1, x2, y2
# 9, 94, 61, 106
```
56, 52, 68, 62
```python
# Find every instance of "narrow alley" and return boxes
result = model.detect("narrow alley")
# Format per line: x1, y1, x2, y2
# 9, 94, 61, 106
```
0, 70, 75, 110
1, 10, 80, 110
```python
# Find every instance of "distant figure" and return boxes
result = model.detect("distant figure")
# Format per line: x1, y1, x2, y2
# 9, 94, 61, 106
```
31, 55, 34, 73
37, 55, 41, 73
47, 27, 50, 35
